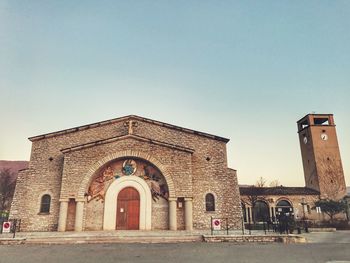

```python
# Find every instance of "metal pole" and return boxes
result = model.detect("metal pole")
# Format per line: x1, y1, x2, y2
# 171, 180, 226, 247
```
248, 215, 251, 235
12, 219, 16, 239
242, 218, 245, 235
211, 216, 213, 236
226, 218, 229, 235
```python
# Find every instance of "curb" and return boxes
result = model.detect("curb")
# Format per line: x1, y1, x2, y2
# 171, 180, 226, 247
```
0, 238, 26, 245
203, 235, 307, 243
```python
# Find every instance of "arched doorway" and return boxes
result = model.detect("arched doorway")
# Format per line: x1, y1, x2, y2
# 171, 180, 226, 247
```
103, 175, 152, 230
85, 157, 168, 231
116, 187, 140, 230
276, 200, 293, 217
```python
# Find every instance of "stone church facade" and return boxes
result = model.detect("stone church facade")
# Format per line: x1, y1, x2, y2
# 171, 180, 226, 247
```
10, 115, 242, 232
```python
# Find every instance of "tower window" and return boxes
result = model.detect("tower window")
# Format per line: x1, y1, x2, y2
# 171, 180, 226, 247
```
314, 118, 329, 125
299, 120, 309, 130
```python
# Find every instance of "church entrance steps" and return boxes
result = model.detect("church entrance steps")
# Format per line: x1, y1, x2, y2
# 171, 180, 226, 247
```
0, 231, 306, 245
1, 231, 205, 245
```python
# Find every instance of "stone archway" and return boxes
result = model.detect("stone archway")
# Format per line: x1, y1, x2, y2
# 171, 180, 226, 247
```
77, 150, 175, 200
70, 150, 180, 231
103, 176, 152, 230
275, 199, 294, 217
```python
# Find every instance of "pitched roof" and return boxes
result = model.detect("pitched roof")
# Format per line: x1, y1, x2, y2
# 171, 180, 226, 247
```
239, 186, 320, 196
29, 115, 229, 143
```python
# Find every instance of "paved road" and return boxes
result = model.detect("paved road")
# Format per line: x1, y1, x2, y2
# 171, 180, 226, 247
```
0, 232, 349, 263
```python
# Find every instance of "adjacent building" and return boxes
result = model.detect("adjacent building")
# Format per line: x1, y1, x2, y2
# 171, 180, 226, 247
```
240, 114, 347, 223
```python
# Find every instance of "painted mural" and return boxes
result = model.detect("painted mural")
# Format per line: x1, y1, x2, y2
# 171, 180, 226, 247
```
87, 158, 169, 202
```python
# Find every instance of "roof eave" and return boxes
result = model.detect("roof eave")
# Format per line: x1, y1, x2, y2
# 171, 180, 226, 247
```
28, 115, 230, 143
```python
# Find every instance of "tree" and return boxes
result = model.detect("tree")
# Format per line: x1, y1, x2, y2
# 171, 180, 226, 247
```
0, 169, 16, 211
269, 180, 280, 187
242, 178, 268, 223
255, 177, 267, 187
314, 199, 347, 223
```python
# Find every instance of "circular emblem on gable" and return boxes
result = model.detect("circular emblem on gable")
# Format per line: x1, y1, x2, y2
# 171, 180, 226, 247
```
122, 159, 137, 175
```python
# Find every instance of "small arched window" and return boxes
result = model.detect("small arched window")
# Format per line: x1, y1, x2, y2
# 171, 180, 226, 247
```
40, 194, 51, 213
205, 193, 215, 211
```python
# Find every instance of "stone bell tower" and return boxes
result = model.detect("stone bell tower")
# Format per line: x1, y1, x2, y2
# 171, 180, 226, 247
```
297, 114, 346, 200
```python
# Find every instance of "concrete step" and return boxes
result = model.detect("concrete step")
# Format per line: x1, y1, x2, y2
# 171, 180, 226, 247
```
24, 235, 203, 244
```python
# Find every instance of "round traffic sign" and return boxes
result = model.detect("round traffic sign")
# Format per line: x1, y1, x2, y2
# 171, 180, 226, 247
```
2, 221, 11, 233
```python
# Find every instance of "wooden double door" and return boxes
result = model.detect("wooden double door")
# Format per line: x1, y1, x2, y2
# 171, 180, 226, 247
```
116, 187, 140, 230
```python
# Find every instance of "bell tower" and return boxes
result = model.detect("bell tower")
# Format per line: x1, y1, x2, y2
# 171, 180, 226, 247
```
297, 114, 346, 200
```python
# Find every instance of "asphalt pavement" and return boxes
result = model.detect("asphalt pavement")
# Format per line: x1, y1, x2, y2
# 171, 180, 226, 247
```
0, 231, 349, 263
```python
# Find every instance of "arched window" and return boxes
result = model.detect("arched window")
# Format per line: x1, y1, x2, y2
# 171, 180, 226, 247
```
276, 200, 291, 207
205, 193, 215, 211
241, 202, 247, 222
253, 201, 269, 222
40, 194, 51, 213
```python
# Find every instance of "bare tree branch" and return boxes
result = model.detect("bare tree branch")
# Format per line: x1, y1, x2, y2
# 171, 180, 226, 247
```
0, 169, 16, 211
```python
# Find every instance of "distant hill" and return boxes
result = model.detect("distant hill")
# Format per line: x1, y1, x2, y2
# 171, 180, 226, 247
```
0, 160, 29, 181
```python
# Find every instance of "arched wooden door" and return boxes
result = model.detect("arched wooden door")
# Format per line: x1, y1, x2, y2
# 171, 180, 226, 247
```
116, 187, 140, 230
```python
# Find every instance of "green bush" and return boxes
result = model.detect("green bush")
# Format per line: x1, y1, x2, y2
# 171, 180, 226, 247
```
0, 211, 9, 218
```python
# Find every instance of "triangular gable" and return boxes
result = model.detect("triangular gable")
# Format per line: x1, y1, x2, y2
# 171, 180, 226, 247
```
29, 115, 229, 143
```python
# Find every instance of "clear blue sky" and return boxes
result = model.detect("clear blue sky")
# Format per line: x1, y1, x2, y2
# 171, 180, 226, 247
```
1, 0, 349, 187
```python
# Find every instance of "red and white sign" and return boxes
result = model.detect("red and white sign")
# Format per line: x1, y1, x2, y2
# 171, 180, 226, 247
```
212, 219, 221, 230
2, 221, 11, 233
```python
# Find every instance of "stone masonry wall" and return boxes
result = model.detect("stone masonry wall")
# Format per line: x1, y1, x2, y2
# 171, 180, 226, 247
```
10, 116, 242, 231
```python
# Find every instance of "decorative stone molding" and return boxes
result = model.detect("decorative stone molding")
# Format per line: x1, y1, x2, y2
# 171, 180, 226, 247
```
77, 150, 176, 199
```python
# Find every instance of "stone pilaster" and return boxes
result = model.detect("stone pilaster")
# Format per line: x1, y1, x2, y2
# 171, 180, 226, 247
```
74, 200, 85, 232
248, 206, 252, 223
184, 197, 193, 231
269, 206, 273, 220
169, 198, 177, 230
57, 200, 68, 232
